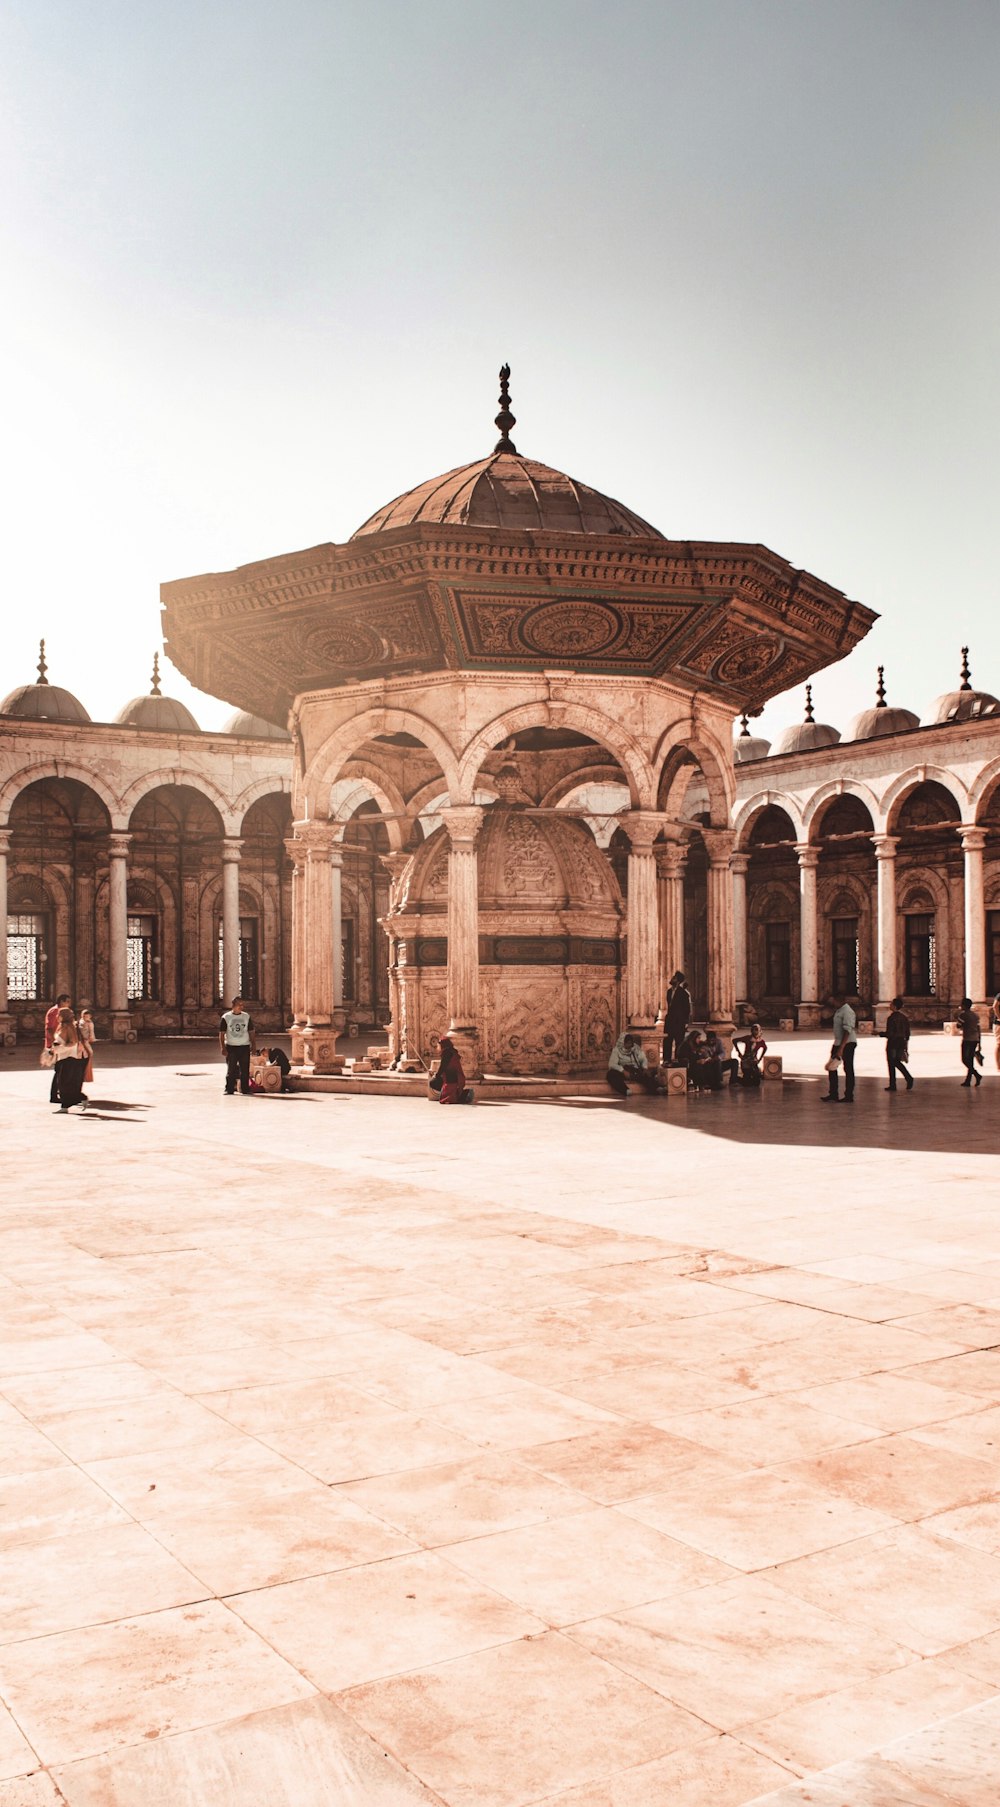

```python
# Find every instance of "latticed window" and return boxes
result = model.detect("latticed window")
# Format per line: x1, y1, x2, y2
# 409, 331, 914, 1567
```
989, 912, 1000, 998
905, 913, 936, 996
831, 917, 860, 996
7, 912, 47, 1001
764, 921, 791, 995
127, 914, 158, 1001
217, 917, 260, 1000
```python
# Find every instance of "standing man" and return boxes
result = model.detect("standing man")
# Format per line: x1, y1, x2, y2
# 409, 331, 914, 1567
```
823, 992, 858, 1103
958, 998, 983, 1088
220, 996, 256, 1095
44, 993, 71, 1103
662, 971, 692, 1066
884, 997, 913, 1092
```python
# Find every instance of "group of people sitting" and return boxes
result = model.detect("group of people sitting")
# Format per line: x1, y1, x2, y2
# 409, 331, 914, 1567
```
606, 971, 767, 1097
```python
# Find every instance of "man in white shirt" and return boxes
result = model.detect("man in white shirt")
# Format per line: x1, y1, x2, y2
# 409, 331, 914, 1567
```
823, 993, 858, 1104
219, 996, 256, 1095
607, 1033, 660, 1098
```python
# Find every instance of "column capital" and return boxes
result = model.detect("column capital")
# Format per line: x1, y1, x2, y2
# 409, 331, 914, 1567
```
620, 810, 664, 853
795, 841, 820, 870
655, 841, 688, 879
440, 805, 484, 850
0, 828, 11, 857
381, 852, 412, 880
291, 820, 338, 857
701, 826, 737, 867
872, 834, 899, 860
729, 851, 751, 876
960, 825, 988, 853
108, 832, 132, 861
284, 835, 308, 871
221, 836, 244, 864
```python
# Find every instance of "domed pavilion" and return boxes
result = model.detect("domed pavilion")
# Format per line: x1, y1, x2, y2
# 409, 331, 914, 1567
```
162, 369, 875, 1077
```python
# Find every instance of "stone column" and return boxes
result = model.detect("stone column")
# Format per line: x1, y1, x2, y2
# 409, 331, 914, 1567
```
795, 843, 821, 1029
441, 806, 484, 1077
299, 823, 340, 1072
731, 851, 750, 1013
873, 834, 898, 1029
380, 852, 413, 1064
961, 826, 988, 1014
285, 835, 308, 1062
0, 828, 12, 1044
330, 840, 345, 1027
654, 839, 687, 1011
702, 828, 736, 1031
623, 812, 662, 1061
108, 832, 133, 1041
221, 838, 243, 1007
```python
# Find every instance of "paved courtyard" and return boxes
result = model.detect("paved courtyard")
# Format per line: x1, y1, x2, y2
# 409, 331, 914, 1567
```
2, 1033, 999, 1806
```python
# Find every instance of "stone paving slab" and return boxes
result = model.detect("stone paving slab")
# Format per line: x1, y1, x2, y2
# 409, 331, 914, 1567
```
0, 1032, 998, 1803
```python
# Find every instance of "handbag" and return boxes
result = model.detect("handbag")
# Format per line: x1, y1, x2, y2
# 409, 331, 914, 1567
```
40, 1047, 56, 1069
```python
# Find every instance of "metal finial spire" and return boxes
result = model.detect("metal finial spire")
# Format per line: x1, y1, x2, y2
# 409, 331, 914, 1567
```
960, 646, 972, 691
738, 712, 750, 738
876, 665, 887, 707
37, 639, 48, 685
804, 684, 814, 723
150, 652, 162, 697
493, 363, 517, 454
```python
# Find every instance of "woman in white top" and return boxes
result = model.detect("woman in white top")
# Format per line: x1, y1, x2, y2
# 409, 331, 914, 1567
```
53, 1008, 90, 1112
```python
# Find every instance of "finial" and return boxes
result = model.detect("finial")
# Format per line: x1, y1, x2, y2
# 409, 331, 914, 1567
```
960, 646, 972, 691
876, 665, 886, 708
150, 652, 162, 697
738, 712, 750, 738
37, 639, 48, 685
493, 363, 517, 454
804, 684, 814, 723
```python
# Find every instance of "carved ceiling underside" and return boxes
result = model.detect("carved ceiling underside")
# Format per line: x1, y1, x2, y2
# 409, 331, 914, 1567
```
161, 523, 875, 725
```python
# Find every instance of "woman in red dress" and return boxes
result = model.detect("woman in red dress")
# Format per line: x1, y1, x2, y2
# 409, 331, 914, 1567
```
434, 1037, 474, 1104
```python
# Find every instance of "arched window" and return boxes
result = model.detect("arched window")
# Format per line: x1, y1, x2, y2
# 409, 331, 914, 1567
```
6, 879, 50, 1002
127, 883, 161, 1002
902, 889, 936, 997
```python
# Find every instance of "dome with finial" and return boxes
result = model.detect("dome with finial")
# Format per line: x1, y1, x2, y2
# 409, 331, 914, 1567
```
224, 709, 291, 740
1, 640, 91, 724
116, 653, 200, 733
351, 365, 664, 539
733, 712, 772, 763
772, 685, 840, 755
925, 647, 999, 726
848, 666, 919, 741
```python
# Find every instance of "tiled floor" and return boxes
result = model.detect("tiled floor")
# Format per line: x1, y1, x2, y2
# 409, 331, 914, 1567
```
1, 1030, 999, 1804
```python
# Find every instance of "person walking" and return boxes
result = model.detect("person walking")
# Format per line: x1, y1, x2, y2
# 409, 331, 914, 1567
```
992, 993, 1000, 1073
823, 992, 858, 1103
884, 997, 913, 1092
77, 1008, 96, 1092
958, 998, 983, 1087
53, 1008, 90, 1112
662, 972, 692, 1066
219, 996, 256, 1095
44, 993, 71, 1103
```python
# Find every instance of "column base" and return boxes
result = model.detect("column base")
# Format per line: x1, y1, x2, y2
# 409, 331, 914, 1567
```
0, 1013, 15, 1048
110, 1011, 135, 1044
289, 1025, 306, 1065
629, 1024, 664, 1069
796, 1002, 822, 1030
446, 1025, 483, 1081
302, 1023, 342, 1074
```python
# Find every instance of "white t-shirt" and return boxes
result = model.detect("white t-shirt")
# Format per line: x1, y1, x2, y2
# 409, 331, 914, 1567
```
221, 1011, 253, 1046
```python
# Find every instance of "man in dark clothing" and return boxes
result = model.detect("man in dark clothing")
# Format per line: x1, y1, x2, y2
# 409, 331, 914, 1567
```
267, 1046, 292, 1091
884, 997, 913, 1092
662, 971, 692, 1065
958, 998, 983, 1088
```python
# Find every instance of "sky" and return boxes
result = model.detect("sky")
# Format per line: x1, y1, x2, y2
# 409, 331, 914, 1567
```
1, 0, 998, 743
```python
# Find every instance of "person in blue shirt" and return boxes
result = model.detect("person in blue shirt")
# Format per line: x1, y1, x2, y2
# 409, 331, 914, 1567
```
219, 996, 256, 1095
823, 993, 858, 1103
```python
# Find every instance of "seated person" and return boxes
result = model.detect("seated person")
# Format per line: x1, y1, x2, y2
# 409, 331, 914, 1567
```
607, 1033, 660, 1097
267, 1046, 292, 1091
432, 1036, 475, 1104
684, 1028, 719, 1092
700, 1028, 729, 1090
732, 1022, 767, 1087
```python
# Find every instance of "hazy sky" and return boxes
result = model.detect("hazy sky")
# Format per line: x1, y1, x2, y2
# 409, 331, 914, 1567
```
2, 0, 997, 742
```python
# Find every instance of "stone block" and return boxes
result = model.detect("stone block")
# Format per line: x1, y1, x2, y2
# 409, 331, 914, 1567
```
665, 1065, 688, 1095
762, 1053, 783, 1080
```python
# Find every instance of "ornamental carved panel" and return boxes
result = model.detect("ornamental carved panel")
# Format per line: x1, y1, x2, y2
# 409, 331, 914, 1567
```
448, 589, 699, 672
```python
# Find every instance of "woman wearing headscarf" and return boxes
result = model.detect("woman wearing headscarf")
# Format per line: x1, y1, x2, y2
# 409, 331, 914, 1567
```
52, 1008, 90, 1112
432, 1036, 474, 1104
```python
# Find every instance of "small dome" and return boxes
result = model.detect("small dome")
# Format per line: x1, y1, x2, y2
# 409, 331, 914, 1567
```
848, 666, 919, 741
1, 640, 89, 724
771, 685, 839, 756
225, 709, 291, 740
733, 715, 771, 763
925, 648, 999, 725
115, 655, 199, 733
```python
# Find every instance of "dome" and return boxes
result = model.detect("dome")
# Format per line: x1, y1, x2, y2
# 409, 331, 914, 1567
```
772, 686, 840, 756
405, 801, 621, 917
352, 367, 662, 540
225, 709, 291, 740
925, 648, 1000, 725
115, 656, 199, 733
848, 667, 918, 741
733, 715, 771, 763
1, 641, 90, 724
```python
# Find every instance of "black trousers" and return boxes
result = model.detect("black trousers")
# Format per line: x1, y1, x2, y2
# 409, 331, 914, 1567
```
886, 1040, 912, 1090
49, 1059, 60, 1103
56, 1057, 86, 1109
225, 1045, 252, 1094
961, 1040, 981, 1085
827, 1041, 856, 1100
662, 1025, 687, 1065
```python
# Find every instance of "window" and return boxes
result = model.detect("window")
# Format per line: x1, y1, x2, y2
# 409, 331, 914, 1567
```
217, 917, 259, 1000
905, 913, 936, 996
764, 920, 791, 995
987, 911, 1000, 997
127, 914, 158, 1001
7, 912, 47, 1001
831, 917, 859, 996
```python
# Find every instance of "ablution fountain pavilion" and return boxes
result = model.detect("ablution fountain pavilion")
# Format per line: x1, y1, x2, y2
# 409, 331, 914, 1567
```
161, 370, 874, 1082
